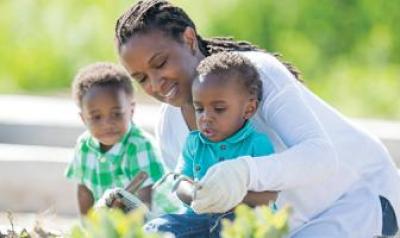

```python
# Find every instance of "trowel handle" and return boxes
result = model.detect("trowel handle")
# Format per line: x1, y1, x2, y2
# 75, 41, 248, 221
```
125, 171, 148, 194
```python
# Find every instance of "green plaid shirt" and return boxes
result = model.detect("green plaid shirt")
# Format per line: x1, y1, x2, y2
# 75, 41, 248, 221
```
65, 123, 165, 201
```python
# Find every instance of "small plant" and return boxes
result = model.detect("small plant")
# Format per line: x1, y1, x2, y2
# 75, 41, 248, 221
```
221, 205, 290, 238
69, 205, 289, 238
69, 208, 167, 238
0, 211, 60, 238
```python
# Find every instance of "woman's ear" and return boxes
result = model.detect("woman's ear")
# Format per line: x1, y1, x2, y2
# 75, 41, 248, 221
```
243, 99, 258, 120
182, 27, 199, 55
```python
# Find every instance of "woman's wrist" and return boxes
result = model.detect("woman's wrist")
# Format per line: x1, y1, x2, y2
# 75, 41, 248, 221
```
242, 191, 278, 207
176, 180, 195, 205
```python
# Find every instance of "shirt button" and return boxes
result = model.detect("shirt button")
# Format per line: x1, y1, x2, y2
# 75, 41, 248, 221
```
195, 164, 201, 171
220, 145, 227, 150
100, 157, 106, 163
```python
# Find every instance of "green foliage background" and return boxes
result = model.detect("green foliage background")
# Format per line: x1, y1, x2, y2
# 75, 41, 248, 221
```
0, 0, 399, 119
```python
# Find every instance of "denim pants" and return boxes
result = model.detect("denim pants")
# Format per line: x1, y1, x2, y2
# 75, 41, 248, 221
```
380, 196, 398, 237
144, 212, 234, 238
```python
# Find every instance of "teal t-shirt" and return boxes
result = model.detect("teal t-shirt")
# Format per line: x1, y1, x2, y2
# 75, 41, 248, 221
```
179, 121, 275, 180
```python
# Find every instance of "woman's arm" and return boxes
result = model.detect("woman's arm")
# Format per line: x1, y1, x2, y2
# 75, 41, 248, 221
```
243, 52, 337, 191
242, 191, 278, 207
77, 184, 94, 215
175, 180, 195, 205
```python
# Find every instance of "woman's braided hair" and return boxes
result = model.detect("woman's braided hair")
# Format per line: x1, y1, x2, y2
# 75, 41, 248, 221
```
115, 0, 301, 81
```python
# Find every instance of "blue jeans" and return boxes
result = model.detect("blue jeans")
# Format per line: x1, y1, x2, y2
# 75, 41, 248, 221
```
380, 196, 398, 236
144, 212, 234, 238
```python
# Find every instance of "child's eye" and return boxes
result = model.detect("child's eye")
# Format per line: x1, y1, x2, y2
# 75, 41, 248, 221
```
91, 115, 101, 122
214, 107, 226, 113
194, 107, 204, 113
112, 112, 124, 119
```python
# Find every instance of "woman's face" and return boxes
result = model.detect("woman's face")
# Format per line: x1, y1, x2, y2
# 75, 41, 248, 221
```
119, 29, 204, 107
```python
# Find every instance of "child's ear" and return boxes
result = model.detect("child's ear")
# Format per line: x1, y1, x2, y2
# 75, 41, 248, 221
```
243, 99, 258, 120
79, 112, 87, 125
130, 101, 136, 116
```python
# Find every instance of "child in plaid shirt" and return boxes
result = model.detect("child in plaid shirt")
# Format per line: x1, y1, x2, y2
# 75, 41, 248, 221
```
65, 62, 166, 215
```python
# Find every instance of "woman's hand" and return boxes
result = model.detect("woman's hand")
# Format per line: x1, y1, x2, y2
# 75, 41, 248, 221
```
191, 157, 251, 213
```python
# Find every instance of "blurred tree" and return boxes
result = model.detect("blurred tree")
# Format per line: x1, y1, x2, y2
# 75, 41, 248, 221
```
0, 0, 399, 118
0, 0, 129, 92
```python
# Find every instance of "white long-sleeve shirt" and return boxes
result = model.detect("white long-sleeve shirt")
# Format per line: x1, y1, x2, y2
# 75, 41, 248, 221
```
155, 51, 400, 235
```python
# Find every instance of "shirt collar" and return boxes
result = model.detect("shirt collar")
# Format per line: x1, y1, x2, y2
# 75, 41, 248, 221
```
87, 123, 133, 157
199, 120, 254, 145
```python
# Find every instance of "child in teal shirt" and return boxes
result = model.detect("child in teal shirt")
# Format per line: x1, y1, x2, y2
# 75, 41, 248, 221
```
179, 115, 273, 183
145, 52, 276, 238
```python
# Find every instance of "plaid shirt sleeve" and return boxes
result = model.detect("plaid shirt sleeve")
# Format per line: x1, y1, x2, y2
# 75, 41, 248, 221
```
64, 142, 85, 184
125, 129, 166, 188
65, 131, 94, 186
127, 126, 183, 214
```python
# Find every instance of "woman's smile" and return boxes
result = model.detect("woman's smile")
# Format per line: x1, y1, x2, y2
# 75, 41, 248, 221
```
163, 83, 178, 100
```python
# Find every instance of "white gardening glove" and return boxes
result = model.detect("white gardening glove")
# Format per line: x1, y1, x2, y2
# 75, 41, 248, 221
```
191, 157, 250, 214
94, 187, 123, 209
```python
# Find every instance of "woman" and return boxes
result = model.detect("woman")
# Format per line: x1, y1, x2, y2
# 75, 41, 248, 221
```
114, 0, 399, 236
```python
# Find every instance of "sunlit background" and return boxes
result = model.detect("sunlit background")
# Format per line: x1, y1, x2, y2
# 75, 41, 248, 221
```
0, 1, 400, 234
0, 0, 399, 118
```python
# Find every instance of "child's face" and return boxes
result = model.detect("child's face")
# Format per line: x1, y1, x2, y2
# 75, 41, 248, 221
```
192, 74, 257, 142
80, 86, 134, 151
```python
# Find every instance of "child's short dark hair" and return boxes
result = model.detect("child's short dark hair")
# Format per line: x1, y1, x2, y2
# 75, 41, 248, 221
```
72, 62, 134, 106
197, 52, 262, 101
